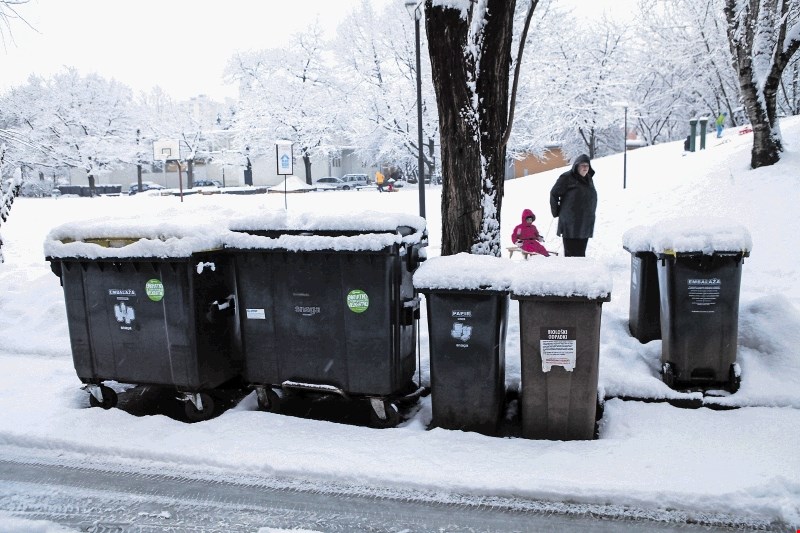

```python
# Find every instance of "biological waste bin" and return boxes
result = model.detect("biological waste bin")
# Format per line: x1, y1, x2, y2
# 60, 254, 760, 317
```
414, 254, 510, 435
45, 218, 239, 421
511, 259, 611, 440
622, 226, 661, 343
650, 217, 752, 393
226, 211, 427, 428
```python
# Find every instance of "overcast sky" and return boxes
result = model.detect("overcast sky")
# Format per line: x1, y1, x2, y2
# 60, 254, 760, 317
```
1, 0, 628, 102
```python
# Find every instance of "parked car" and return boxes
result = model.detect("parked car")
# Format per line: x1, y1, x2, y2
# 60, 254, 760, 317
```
128, 181, 166, 195
192, 179, 222, 188
339, 174, 371, 189
314, 177, 346, 190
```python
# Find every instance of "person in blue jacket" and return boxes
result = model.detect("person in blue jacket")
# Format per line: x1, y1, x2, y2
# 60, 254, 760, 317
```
549, 154, 597, 257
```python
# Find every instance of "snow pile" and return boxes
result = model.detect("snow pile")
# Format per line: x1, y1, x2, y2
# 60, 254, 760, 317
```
267, 175, 315, 193
413, 252, 512, 291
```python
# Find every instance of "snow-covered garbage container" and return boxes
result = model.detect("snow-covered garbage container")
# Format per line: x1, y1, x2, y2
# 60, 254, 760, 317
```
225, 210, 427, 428
414, 253, 510, 435
45, 216, 241, 422
622, 225, 661, 344
651, 217, 751, 393
511, 258, 612, 440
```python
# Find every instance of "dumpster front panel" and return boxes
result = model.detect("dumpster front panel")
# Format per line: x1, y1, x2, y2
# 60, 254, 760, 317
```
235, 253, 280, 384
518, 299, 603, 440
658, 254, 743, 386
58, 256, 238, 390
426, 291, 507, 434
628, 252, 661, 343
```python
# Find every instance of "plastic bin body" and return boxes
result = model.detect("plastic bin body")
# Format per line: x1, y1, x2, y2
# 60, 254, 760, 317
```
51, 253, 239, 390
657, 253, 744, 387
516, 296, 606, 440
234, 244, 418, 397
627, 251, 661, 343
424, 290, 508, 434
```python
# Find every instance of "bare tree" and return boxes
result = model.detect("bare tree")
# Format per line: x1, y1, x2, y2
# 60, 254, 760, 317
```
0, 0, 31, 51
724, 0, 800, 168
425, 0, 537, 256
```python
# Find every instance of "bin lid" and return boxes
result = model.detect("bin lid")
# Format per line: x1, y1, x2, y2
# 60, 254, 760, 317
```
621, 225, 652, 254
413, 253, 511, 292
44, 214, 228, 259
509, 257, 612, 300
645, 217, 752, 256
225, 209, 427, 252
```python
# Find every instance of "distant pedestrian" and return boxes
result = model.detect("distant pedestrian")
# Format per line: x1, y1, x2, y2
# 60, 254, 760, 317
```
549, 154, 597, 257
715, 112, 726, 138
376, 171, 385, 193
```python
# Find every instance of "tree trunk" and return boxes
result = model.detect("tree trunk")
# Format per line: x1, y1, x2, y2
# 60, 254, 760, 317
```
187, 159, 195, 188
303, 152, 312, 185
426, 0, 515, 256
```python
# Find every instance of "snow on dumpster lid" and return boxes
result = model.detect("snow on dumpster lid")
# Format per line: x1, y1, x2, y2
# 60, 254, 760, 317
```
226, 209, 427, 252
43, 213, 229, 259
509, 257, 613, 299
634, 217, 752, 255
413, 253, 513, 291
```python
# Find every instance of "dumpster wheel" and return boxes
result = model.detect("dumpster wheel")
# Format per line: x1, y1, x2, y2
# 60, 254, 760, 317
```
255, 387, 282, 413
661, 362, 676, 389
728, 363, 741, 394
183, 392, 215, 422
87, 384, 118, 410
368, 399, 399, 429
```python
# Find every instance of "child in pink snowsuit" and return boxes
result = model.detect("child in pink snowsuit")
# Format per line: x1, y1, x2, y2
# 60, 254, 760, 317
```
511, 209, 550, 257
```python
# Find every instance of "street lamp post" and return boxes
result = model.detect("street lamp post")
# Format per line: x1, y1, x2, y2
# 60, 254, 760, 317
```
612, 101, 628, 189
405, 0, 425, 219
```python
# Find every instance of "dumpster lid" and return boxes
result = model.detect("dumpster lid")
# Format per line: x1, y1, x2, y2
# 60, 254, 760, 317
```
509, 257, 612, 300
413, 253, 511, 292
628, 217, 752, 256
225, 209, 427, 251
44, 214, 228, 259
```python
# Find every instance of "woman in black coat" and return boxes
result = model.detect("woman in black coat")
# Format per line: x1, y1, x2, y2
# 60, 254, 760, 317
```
549, 154, 597, 257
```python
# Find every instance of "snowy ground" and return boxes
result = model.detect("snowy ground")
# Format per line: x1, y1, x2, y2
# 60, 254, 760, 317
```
0, 118, 799, 531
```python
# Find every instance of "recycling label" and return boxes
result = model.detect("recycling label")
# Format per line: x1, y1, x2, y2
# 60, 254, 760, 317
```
346, 289, 369, 313
145, 279, 164, 302
539, 327, 576, 372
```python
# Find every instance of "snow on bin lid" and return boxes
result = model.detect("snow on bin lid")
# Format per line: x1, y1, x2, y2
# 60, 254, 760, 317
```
629, 216, 752, 255
413, 253, 513, 291
509, 257, 612, 299
621, 224, 652, 253
44, 214, 229, 259
225, 209, 427, 252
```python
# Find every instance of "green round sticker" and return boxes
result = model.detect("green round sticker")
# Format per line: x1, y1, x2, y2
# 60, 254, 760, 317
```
145, 279, 164, 302
346, 289, 369, 313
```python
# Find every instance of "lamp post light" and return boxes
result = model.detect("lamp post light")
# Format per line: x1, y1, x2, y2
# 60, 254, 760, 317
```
405, 0, 425, 219
612, 101, 629, 189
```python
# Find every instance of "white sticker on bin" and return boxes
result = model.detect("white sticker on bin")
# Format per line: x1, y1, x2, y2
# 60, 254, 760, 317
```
246, 308, 266, 320
539, 327, 576, 372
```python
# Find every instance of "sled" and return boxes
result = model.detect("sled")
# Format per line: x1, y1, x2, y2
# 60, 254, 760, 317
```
507, 246, 558, 259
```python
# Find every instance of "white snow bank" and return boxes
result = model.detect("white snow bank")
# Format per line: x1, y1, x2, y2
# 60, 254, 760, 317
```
414, 253, 612, 299
622, 217, 752, 255
267, 175, 314, 192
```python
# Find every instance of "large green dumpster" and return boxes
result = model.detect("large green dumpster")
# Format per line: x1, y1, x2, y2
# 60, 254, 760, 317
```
225, 210, 427, 428
45, 217, 240, 421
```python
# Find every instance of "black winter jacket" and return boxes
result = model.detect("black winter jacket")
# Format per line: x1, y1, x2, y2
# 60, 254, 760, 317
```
549, 154, 598, 239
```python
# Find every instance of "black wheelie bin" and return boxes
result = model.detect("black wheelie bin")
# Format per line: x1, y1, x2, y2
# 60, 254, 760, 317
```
45, 217, 240, 421
650, 218, 751, 393
622, 225, 661, 343
414, 253, 510, 435
226, 210, 427, 428
511, 258, 612, 440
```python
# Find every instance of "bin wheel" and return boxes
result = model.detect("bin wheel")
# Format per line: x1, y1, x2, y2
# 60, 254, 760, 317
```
661, 362, 676, 389
184, 392, 215, 422
256, 388, 282, 413
728, 364, 741, 394
88, 385, 118, 409
368, 400, 399, 429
